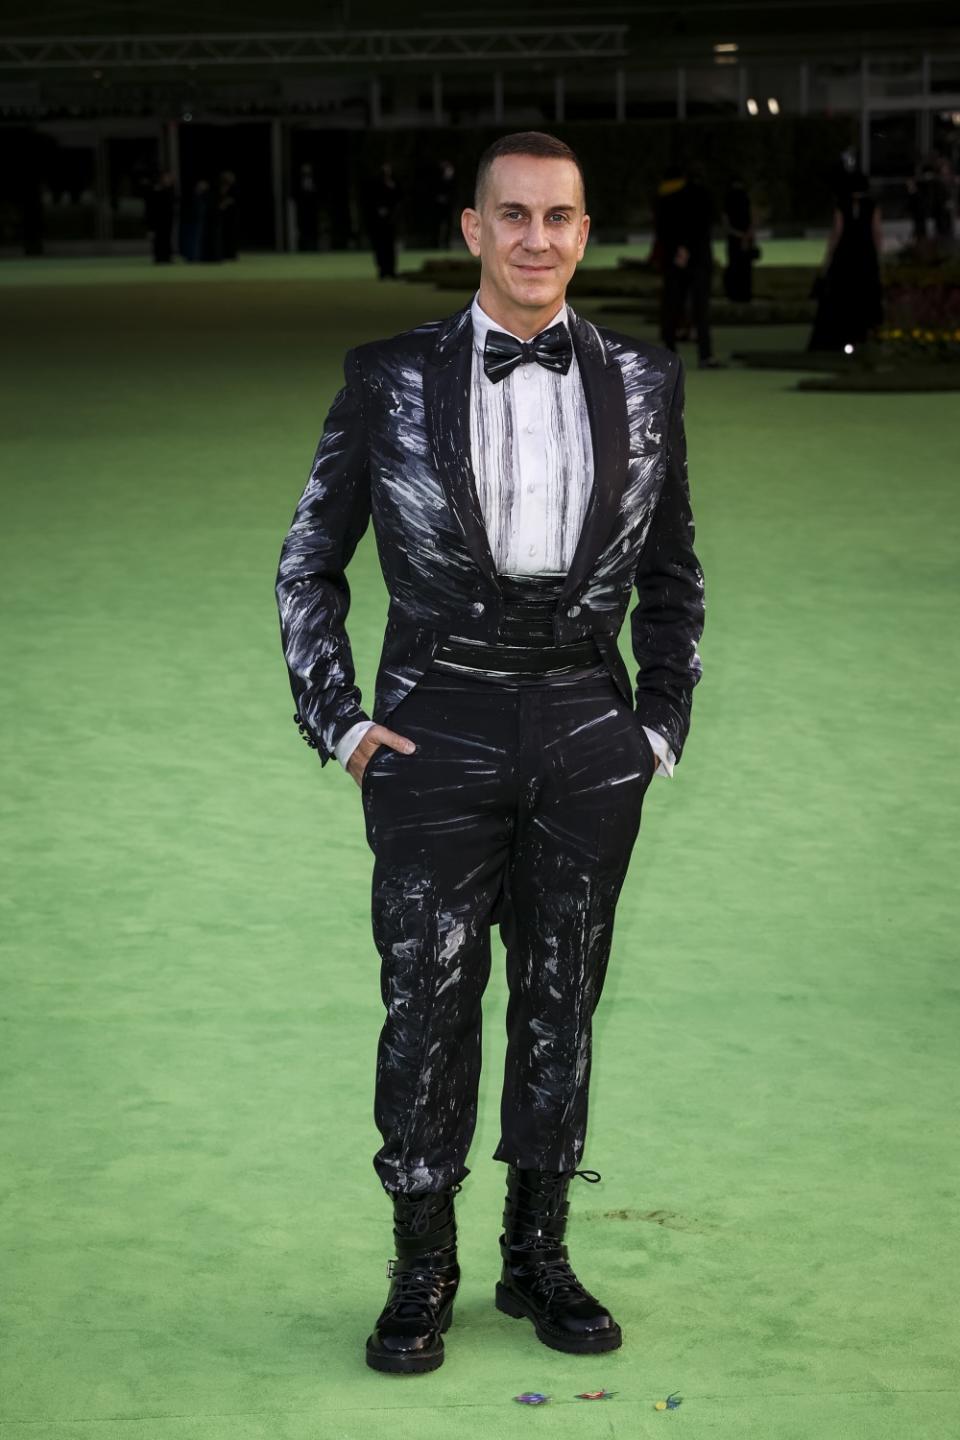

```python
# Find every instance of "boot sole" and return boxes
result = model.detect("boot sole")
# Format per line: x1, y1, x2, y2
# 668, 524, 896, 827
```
495, 1283, 623, 1355
364, 1305, 454, 1374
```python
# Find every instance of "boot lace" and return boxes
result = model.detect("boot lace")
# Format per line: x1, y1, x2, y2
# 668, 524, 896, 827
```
402, 1180, 463, 1237
535, 1168, 600, 1209
529, 1254, 594, 1304
382, 1265, 451, 1322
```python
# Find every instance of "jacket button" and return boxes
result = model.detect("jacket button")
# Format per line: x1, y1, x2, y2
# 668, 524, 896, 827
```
567, 603, 581, 617
471, 601, 485, 615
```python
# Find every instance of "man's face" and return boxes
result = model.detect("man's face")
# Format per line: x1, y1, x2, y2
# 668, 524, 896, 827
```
461, 154, 590, 320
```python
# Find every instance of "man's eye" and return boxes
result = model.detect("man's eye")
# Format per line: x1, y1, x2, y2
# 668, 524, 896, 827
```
549, 213, 570, 223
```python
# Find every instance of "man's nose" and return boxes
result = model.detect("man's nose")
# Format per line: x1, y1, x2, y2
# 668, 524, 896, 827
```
522, 220, 550, 251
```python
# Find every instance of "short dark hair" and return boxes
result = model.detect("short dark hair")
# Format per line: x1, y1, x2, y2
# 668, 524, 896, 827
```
474, 131, 585, 209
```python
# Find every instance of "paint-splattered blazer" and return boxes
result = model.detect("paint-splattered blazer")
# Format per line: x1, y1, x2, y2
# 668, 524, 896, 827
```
275, 300, 704, 768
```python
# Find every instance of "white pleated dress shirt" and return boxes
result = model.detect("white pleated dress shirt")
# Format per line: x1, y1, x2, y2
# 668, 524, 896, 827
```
334, 293, 674, 777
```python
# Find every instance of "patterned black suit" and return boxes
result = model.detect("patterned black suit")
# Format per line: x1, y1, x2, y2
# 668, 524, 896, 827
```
276, 300, 704, 1193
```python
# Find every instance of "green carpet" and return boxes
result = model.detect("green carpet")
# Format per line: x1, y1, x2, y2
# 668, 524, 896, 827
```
0, 255, 957, 1440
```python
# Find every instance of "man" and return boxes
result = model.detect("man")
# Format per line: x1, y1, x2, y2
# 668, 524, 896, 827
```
275, 131, 704, 1375
366, 161, 401, 279
653, 161, 723, 369
145, 170, 176, 265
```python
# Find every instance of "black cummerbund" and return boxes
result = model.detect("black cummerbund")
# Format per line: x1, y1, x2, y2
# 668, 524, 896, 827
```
429, 573, 605, 681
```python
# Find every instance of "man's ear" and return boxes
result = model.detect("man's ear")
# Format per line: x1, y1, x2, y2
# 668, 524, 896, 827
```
461, 207, 482, 257
576, 212, 591, 261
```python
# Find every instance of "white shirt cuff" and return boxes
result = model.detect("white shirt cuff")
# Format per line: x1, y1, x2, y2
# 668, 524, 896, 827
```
333, 719, 376, 769
642, 726, 676, 778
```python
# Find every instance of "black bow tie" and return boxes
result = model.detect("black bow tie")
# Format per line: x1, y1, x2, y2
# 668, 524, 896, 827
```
482, 322, 573, 383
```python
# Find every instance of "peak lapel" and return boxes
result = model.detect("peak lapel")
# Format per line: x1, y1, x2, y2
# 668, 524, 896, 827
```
560, 308, 629, 603
423, 304, 501, 592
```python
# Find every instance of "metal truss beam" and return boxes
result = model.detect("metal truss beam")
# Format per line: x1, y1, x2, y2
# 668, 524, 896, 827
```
0, 27, 628, 70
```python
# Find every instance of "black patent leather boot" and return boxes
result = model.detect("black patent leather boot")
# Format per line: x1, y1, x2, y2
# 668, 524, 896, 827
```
495, 1166, 622, 1355
365, 1183, 461, 1374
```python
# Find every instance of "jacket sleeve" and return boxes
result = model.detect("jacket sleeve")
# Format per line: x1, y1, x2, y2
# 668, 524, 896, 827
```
629, 355, 705, 763
275, 348, 372, 766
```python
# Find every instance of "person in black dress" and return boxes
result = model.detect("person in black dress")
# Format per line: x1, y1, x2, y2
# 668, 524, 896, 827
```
808, 170, 884, 352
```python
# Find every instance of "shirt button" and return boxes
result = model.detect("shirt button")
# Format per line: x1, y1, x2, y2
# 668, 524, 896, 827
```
471, 601, 485, 615
527, 544, 537, 556
567, 603, 581, 617
526, 483, 535, 494
526, 423, 536, 434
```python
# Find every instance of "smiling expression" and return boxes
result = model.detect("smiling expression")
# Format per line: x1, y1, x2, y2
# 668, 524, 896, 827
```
461, 153, 590, 339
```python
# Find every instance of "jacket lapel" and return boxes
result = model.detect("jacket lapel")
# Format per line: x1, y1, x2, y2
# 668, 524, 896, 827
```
559, 305, 630, 604
422, 303, 501, 592
421, 299, 629, 601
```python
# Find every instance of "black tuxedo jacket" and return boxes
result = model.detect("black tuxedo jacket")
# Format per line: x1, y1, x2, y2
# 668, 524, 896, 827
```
275, 300, 704, 767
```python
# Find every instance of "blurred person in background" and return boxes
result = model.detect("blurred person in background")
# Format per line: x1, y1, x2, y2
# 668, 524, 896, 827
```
146, 171, 176, 265
808, 168, 884, 352
919, 157, 950, 241
722, 175, 757, 303
295, 161, 320, 251
218, 170, 238, 261
653, 162, 723, 369
434, 158, 457, 249
905, 172, 927, 246
367, 161, 401, 279
181, 179, 210, 263
933, 155, 957, 244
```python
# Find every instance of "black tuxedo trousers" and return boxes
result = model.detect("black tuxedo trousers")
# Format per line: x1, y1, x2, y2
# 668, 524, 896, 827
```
361, 662, 656, 1195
